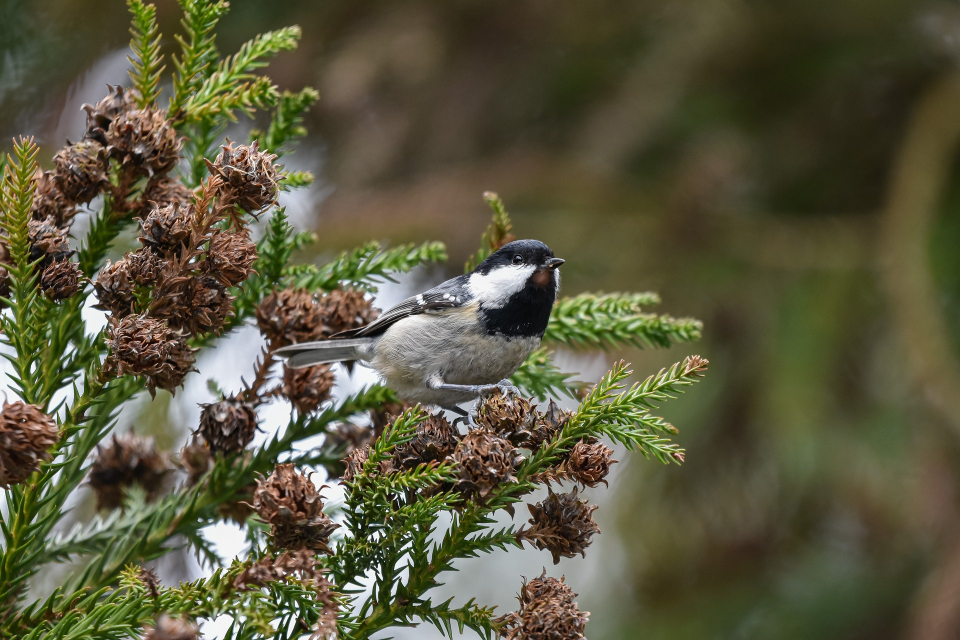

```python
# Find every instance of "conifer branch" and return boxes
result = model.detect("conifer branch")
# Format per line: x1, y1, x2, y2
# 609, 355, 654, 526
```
289, 241, 449, 292
127, 0, 165, 107
0, 138, 42, 403
545, 292, 703, 350
181, 27, 301, 122
169, 0, 230, 116
465, 191, 515, 272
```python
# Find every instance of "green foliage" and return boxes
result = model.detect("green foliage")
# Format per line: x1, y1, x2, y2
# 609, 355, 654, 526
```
545, 291, 703, 349
127, 0, 164, 107
465, 191, 514, 272
170, 0, 229, 116
511, 345, 584, 400
181, 26, 301, 122
252, 87, 321, 156
0, 138, 41, 403
287, 240, 449, 292
278, 169, 315, 190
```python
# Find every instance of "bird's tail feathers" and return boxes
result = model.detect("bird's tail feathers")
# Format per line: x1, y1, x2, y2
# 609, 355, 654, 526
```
274, 338, 372, 368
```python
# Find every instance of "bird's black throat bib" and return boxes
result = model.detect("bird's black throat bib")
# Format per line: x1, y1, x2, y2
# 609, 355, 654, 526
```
479, 283, 556, 337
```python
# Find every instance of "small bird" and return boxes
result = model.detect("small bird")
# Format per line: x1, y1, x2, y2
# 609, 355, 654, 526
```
275, 239, 564, 414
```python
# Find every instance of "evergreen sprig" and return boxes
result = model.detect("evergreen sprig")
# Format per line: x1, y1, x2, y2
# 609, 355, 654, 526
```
181, 26, 301, 122
465, 191, 514, 272
0, 137, 41, 404
545, 291, 703, 350
288, 240, 449, 292
126, 0, 164, 107
170, 0, 230, 116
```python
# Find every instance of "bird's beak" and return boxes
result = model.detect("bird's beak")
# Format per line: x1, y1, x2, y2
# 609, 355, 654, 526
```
544, 257, 565, 269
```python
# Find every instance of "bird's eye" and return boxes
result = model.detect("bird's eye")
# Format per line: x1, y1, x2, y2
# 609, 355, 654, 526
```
512, 254, 523, 265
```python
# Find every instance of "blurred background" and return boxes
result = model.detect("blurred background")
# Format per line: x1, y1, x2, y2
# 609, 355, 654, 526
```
7, 0, 960, 638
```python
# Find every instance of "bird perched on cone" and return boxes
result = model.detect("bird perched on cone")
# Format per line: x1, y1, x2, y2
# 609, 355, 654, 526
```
275, 240, 563, 414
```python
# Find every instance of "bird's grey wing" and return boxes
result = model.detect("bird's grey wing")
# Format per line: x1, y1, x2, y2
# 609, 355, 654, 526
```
335, 276, 472, 338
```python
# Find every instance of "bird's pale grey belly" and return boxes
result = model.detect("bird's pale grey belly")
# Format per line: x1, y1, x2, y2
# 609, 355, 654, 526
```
366, 310, 539, 406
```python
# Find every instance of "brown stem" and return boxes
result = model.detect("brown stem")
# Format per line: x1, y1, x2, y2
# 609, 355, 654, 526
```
241, 346, 277, 405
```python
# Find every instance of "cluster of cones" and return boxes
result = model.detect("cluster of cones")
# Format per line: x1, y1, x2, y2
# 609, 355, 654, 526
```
341, 390, 616, 565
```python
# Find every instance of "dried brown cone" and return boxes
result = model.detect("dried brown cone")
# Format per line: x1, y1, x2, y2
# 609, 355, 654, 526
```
127, 248, 165, 285
179, 435, 212, 485
450, 426, 519, 503
518, 489, 600, 565
340, 443, 371, 483
53, 139, 107, 204
141, 176, 194, 214
93, 258, 137, 317
315, 288, 380, 337
207, 140, 279, 215
0, 401, 58, 488
476, 390, 538, 447
393, 413, 460, 470
151, 270, 234, 337
88, 433, 170, 510
527, 399, 571, 452
28, 216, 72, 267
252, 463, 340, 552
499, 571, 589, 640
39, 259, 82, 301
106, 108, 182, 177
139, 566, 161, 598
138, 202, 193, 255
31, 169, 77, 226
143, 615, 199, 640
563, 440, 617, 488
281, 364, 335, 415
205, 228, 257, 287
82, 85, 136, 145
255, 288, 324, 348
198, 396, 258, 455
103, 314, 197, 396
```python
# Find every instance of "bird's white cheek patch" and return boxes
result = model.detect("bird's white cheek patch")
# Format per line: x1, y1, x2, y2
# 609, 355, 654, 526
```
467, 266, 536, 308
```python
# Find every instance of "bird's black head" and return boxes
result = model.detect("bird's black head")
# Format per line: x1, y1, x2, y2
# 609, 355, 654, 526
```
476, 239, 564, 280
472, 239, 564, 338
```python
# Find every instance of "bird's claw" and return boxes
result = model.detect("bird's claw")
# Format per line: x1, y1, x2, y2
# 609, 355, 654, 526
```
480, 379, 521, 398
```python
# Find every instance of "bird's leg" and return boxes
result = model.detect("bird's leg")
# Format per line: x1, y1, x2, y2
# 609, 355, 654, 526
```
443, 405, 469, 418
427, 377, 499, 397
427, 376, 521, 398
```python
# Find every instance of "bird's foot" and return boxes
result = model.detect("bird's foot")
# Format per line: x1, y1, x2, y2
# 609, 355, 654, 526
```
479, 379, 521, 398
